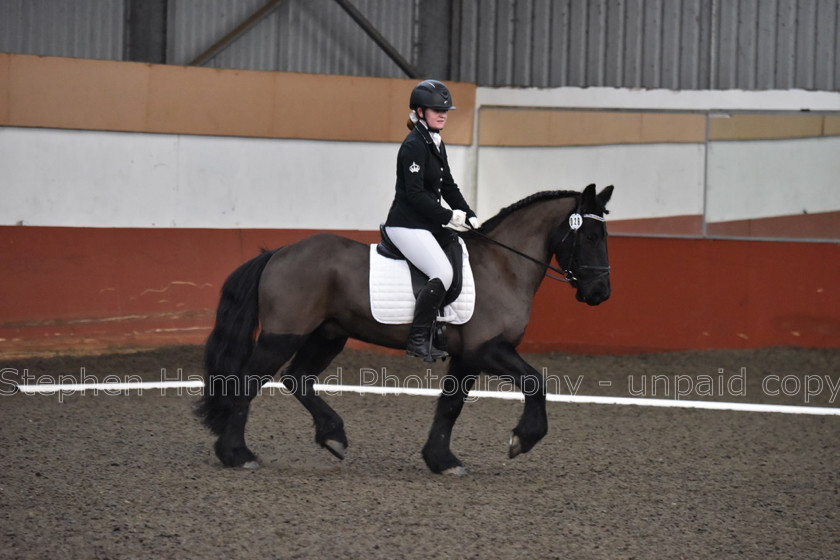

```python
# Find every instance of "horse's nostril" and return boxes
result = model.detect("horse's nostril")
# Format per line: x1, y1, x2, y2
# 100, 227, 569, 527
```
577, 284, 610, 306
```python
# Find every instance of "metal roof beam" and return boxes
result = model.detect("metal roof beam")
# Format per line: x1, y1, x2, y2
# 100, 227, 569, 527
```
188, 0, 288, 66
333, 0, 421, 79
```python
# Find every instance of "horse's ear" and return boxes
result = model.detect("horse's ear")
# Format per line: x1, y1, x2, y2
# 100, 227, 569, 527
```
581, 183, 597, 209
597, 185, 614, 210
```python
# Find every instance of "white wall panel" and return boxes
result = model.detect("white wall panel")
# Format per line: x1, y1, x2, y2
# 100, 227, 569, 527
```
0, 127, 469, 229
0, 128, 180, 227
706, 136, 840, 222
4, 115, 837, 233
476, 86, 840, 112
475, 144, 706, 222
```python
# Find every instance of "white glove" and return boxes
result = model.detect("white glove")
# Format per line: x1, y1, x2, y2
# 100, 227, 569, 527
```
447, 209, 468, 231
468, 216, 481, 229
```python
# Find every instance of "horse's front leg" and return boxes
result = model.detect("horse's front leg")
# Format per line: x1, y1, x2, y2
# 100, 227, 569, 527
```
478, 337, 548, 459
508, 375, 547, 458
422, 357, 479, 475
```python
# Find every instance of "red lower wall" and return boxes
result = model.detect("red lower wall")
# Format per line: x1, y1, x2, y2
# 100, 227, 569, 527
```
525, 235, 839, 353
1, 226, 838, 357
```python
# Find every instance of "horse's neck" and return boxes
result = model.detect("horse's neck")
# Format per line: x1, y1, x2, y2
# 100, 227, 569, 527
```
492, 197, 576, 259
481, 197, 576, 294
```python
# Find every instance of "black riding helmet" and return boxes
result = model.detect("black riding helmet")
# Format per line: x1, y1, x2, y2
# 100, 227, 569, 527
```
409, 79, 456, 111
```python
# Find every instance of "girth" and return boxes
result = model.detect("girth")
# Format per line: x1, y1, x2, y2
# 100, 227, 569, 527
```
377, 225, 464, 307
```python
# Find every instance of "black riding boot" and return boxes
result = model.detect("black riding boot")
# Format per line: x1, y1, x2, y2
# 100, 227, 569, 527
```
406, 278, 449, 362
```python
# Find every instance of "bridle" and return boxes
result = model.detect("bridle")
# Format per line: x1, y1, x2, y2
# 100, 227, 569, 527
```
465, 210, 610, 284
555, 211, 611, 282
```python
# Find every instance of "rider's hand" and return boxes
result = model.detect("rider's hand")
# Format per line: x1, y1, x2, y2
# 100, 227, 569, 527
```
468, 216, 481, 230
447, 210, 468, 231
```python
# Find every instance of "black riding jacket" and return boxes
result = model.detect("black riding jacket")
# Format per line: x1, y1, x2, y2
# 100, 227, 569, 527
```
384, 124, 476, 233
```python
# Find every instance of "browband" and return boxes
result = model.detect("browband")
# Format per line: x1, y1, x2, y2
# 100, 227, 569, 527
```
568, 213, 606, 230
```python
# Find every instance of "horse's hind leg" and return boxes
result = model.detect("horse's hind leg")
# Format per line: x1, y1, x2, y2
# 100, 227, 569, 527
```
214, 333, 304, 468
280, 327, 349, 459
422, 357, 480, 475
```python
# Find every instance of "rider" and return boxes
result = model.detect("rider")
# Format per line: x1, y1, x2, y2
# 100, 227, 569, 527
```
384, 79, 481, 361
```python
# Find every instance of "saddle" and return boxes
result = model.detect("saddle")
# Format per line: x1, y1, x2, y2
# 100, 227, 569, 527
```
377, 225, 464, 307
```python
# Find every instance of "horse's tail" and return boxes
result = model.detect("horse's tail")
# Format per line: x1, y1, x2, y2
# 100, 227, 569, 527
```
195, 248, 278, 435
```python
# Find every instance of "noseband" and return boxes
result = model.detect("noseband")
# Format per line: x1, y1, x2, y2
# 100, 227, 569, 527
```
466, 210, 610, 284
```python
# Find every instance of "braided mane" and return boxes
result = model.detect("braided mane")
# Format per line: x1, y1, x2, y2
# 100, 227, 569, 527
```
479, 190, 579, 234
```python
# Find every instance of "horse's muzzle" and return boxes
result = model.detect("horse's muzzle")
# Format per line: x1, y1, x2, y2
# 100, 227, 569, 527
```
576, 280, 610, 306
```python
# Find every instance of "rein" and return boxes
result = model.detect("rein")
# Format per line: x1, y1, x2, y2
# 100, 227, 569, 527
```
465, 212, 608, 284
466, 226, 574, 282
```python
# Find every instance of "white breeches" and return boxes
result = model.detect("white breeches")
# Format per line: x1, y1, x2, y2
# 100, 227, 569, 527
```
384, 227, 454, 290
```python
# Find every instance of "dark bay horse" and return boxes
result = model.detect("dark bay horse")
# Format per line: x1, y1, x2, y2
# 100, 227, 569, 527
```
197, 184, 613, 474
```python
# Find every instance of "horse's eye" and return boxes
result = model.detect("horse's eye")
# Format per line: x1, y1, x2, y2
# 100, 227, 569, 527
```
586, 232, 599, 242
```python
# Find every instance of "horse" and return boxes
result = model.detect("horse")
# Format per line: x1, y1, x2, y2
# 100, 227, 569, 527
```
196, 183, 613, 474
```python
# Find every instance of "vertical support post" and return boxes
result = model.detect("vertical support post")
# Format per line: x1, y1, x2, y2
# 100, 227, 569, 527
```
125, 0, 168, 64
416, 0, 454, 79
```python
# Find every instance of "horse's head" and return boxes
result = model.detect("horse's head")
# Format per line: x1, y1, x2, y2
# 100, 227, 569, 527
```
553, 184, 613, 306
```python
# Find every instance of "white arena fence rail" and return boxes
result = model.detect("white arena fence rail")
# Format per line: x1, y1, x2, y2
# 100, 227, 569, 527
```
13, 380, 840, 416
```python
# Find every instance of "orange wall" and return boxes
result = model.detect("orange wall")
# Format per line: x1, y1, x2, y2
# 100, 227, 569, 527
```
1, 226, 837, 356
0, 53, 475, 145
478, 108, 706, 146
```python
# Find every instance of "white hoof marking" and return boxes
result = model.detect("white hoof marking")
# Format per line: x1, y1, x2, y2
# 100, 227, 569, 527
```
508, 433, 522, 458
324, 439, 346, 460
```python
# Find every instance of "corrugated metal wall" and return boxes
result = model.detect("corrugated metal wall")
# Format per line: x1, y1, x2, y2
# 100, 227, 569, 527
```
0, 0, 838, 90
0, 0, 124, 60
453, 0, 840, 89
455, 0, 712, 88
167, 0, 418, 77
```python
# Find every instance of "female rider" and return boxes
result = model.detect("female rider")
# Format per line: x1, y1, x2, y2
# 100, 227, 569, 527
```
383, 79, 481, 361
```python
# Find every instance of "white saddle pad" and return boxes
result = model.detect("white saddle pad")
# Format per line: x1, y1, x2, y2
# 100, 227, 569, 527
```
369, 238, 475, 325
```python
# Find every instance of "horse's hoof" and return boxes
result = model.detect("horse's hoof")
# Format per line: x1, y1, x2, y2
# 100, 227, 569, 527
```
324, 439, 346, 460
508, 433, 522, 459
442, 466, 468, 476
241, 460, 260, 470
